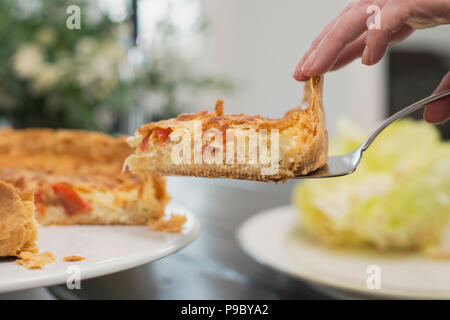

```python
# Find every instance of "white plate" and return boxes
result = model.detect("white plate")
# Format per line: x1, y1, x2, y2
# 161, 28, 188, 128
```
237, 205, 450, 299
0, 203, 200, 294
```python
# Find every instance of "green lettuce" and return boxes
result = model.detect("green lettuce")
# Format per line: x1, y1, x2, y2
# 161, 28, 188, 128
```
293, 119, 450, 253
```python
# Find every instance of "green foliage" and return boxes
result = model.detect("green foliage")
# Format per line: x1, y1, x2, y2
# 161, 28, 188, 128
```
0, 0, 231, 132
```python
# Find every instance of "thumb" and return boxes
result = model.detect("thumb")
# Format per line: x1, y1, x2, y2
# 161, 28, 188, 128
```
424, 71, 450, 124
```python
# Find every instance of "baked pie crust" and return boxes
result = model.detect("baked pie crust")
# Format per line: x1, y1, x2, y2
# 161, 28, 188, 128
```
0, 129, 170, 226
125, 76, 328, 182
0, 180, 38, 257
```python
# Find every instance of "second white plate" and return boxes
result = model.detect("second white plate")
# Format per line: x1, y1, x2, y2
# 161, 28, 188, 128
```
237, 205, 450, 299
0, 203, 200, 294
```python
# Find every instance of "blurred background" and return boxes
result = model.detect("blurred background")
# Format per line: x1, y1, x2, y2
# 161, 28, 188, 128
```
0, 0, 449, 300
0, 0, 448, 138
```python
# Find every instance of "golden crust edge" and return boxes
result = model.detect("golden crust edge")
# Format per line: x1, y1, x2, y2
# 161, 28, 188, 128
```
0, 180, 39, 257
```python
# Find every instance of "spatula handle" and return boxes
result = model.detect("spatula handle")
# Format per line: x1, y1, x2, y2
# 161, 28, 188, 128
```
360, 89, 450, 152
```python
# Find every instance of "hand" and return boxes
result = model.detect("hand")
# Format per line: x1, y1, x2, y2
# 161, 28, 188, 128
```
293, 0, 450, 124
424, 71, 450, 124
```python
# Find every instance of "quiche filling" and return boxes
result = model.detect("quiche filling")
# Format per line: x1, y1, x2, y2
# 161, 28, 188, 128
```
134, 125, 304, 164
125, 76, 328, 181
34, 183, 92, 216
0, 128, 170, 226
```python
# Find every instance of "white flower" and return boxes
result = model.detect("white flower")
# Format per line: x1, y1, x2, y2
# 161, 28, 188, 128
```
13, 44, 45, 79
75, 37, 97, 59
74, 38, 125, 96
85, 0, 103, 26
15, 0, 42, 20
76, 57, 114, 88
102, 40, 126, 62
93, 58, 114, 80
76, 68, 96, 87
54, 55, 72, 79
32, 63, 61, 93
36, 28, 56, 46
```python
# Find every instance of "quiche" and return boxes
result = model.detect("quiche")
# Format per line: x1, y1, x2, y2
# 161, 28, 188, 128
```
0, 129, 169, 226
125, 76, 328, 182
0, 180, 38, 257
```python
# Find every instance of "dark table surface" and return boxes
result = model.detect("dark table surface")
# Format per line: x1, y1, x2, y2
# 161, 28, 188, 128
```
47, 177, 329, 299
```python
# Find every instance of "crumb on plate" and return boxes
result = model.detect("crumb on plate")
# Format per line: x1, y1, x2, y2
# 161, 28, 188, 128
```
63, 255, 85, 262
148, 214, 187, 233
15, 251, 56, 269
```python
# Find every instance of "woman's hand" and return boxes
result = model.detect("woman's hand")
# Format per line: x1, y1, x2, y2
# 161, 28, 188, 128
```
424, 71, 450, 124
293, 0, 450, 124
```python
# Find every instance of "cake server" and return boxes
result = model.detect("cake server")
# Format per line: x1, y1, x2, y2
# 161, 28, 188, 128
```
295, 89, 450, 179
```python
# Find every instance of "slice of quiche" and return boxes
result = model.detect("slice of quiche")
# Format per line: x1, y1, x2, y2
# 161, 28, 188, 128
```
125, 76, 328, 182
0, 129, 170, 225
0, 180, 38, 257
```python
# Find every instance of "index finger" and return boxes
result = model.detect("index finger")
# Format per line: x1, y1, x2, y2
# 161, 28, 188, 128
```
302, 1, 383, 77
293, 1, 357, 81
424, 71, 450, 124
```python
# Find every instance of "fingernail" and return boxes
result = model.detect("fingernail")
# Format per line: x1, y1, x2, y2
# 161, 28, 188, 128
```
423, 106, 432, 123
362, 45, 370, 65
424, 105, 450, 124
293, 64, 303, 79
302, 49, 317, 74
424, 107, 439, 124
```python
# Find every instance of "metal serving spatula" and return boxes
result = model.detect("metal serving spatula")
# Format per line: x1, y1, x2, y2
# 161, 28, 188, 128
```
295, 89, 450, 179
